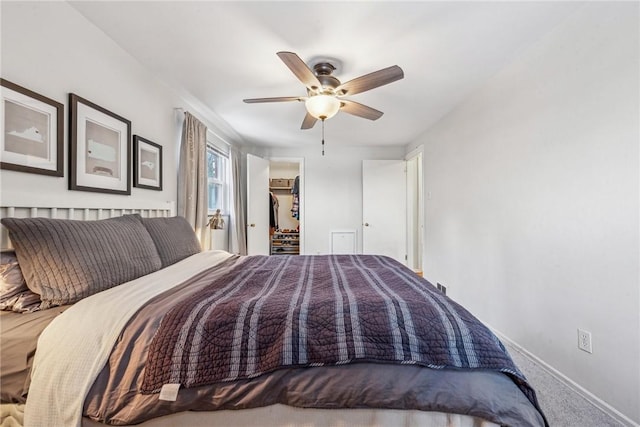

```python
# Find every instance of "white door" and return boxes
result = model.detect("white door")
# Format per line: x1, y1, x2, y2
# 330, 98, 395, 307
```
246, 153, 270, 255
406, 152, 423, 271
362, 160, 407, 264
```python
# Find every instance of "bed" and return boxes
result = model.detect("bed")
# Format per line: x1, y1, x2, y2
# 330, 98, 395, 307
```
0, 205, 547, 427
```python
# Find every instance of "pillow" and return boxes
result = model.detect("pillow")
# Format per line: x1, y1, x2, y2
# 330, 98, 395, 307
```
1, 214, 162, 306
140, 216, 201, 267
0, 251, 42, 313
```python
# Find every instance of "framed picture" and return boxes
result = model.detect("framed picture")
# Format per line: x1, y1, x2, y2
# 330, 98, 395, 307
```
133, 135, 162, 191
69, 93, 131, 195
1, 79, 63, 176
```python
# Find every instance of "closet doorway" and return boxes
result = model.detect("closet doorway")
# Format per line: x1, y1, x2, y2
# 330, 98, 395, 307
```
246, 154, 304, 256
269, 159, 302, 256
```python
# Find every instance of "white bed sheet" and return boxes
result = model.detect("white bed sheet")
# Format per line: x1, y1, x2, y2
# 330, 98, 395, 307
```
3, 403, 500, 427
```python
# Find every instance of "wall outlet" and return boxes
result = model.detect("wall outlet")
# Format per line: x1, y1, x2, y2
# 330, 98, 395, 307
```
578, 329, 593, 353
436, 283, 447, 295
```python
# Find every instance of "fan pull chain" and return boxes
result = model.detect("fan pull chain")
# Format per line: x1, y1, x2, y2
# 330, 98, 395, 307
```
321, 119, 325, 156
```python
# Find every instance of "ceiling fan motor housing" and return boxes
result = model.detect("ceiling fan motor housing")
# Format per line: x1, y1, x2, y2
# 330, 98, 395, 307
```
313, 62, 340, 93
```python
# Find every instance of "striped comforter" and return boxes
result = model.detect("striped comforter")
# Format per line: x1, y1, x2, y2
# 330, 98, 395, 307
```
141, 254, 535, 407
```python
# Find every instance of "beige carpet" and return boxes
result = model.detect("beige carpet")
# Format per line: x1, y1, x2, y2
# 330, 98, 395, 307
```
504, 342, 626, 426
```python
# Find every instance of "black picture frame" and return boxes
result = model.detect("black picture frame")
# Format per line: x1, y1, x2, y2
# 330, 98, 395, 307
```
1, 79, 64, 176
69, 93, 131, 195
133, 135, 163, 191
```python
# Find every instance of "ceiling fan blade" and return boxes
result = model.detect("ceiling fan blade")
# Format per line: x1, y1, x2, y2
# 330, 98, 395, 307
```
277, 51, 322, 91
301, 112, 318, 129
340, 100, 384, 120
336, 65, 404, 96
243, 96, 305, 103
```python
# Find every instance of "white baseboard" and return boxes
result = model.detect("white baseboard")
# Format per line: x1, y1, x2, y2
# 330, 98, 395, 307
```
491, 328, 638, 427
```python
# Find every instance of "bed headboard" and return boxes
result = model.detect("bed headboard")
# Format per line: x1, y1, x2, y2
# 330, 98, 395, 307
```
0, 201, 176, 250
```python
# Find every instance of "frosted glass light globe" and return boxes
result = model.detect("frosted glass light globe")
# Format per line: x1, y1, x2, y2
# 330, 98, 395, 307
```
305, 95, 340, 120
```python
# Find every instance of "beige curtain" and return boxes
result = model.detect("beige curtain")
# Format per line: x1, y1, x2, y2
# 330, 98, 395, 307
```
228, 146, 247, 255
177, 112, 210, 250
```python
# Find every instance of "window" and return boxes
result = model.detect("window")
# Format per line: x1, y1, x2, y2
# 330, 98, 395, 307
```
207, 144, 229, 214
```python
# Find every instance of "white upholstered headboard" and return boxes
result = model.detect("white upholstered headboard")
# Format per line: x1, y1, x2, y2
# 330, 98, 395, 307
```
0, 201, 176, 250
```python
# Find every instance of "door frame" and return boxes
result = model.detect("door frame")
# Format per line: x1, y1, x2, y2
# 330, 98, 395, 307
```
405, 146, 424, 272
269, 156, 305, 255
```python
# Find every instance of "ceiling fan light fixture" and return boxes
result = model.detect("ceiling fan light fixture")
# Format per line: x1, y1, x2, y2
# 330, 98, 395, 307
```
305, 94, 340, 120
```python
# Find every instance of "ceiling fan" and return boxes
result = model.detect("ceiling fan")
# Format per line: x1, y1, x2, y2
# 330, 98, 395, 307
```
243, 51, 404, 130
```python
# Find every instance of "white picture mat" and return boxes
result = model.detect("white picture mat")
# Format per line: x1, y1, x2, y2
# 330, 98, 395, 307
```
1, 86, 58, 170
137, 142, 160, 187
75, 102, 128, 192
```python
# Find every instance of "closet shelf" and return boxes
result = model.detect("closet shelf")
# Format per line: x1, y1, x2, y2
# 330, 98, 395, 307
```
270, 231, 300, 255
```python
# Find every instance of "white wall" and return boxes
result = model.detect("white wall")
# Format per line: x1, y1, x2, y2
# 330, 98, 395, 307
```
408, 3, 639, 423
260, 145, 405, 255
1, 2, 183, 209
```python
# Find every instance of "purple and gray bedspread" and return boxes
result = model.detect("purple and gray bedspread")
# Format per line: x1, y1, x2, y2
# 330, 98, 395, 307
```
84, 254, 547, 426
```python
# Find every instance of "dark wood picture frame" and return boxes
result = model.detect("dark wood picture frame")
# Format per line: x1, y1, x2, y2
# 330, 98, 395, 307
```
69, 93, 131, 195
133, 135, 163, 191
1, 79, 64, 176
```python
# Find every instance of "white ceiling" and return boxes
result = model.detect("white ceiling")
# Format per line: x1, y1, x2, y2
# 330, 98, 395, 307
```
69, 1, 581, 149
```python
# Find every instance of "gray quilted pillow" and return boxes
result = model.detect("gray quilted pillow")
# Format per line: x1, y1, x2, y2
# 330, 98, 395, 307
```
140, 216, 201, 268
1, 215, 162, 306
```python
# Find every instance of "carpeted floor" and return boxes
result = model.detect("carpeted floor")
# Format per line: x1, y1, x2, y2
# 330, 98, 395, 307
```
504, 341, 626, 427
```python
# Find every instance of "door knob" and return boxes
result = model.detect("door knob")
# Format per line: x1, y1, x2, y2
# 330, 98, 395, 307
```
249, 223, 256, 227
364, 223, 369, 227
